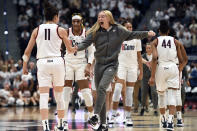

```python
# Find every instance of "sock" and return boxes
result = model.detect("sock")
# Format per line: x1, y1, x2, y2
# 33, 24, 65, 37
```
160, 114, 166, 122
112, 110, 117, 116
168, 115, 174, 123
125, 110, 131, 118
89, 111, 94, 118
106, 111, 109, 118
42, 120, 49, 130
177, 111, 182, 120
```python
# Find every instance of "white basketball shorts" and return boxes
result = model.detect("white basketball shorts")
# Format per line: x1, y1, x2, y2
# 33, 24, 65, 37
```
117, 64, 138, 83
65, 58, 87, 81
37, 57, 65, 87
155, 63, 179, 92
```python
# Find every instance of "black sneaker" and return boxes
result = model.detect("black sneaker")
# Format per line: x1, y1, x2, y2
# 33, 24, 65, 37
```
154, 111, 158, 116
145, 107, 149, 113
161, 116, 167, 129
54, 121, 68, 131
88, 114, 100, 130
167, 122, 174, 131
97, 124, 108, 131
134, 108, 138, 113
140, 108, 145, 116
177, 119, 184, 127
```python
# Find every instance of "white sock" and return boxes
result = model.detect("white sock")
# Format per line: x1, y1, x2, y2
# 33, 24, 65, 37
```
89, 111, 94, 118
177, 111, 182, 120
42, 120, 50, 130
63, 87, 72, 120
160, 114, 166, 122
168, 115, 174, 123
125, 110, 131, 118
106, 111, 109, 118
112, 110, 117, 116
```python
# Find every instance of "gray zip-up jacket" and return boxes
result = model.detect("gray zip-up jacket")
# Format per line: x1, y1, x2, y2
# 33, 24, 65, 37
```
77, 24, 148, 65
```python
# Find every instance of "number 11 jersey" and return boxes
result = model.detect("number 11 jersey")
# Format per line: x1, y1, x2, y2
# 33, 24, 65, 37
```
36, 24, 62, 59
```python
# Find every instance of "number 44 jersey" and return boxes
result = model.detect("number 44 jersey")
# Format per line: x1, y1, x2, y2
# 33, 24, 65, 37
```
36, 24, 62, 59
157, 36, 177, 64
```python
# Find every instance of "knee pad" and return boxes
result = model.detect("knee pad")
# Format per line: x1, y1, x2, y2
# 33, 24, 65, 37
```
167, 89, 176, 106
158, 93, 166, 108
125, 86, 134, 107
112, 83, 123, 102
81, 88, 93, 107
176, 89, 182, 106
40, 93, 49, 109
54, 91, 65, 110
63, 87, 72, 102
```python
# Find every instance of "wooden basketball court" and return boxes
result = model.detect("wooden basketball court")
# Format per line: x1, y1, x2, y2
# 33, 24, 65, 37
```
0, 106, 196, 131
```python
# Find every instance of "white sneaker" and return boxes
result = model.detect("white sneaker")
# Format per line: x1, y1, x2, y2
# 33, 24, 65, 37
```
108, 115, 116, 124
125, 117, 133, 127
123, 117, 126, 124
177, 119, 184, 127
54, 121, 68, 131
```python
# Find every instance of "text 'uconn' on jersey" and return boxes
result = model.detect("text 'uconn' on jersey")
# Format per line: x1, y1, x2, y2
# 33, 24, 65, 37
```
122, 44, 135, 50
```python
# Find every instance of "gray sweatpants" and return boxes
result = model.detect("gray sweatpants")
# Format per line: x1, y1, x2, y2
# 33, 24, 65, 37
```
94, 62, 117, 124
141, 78, 158, 109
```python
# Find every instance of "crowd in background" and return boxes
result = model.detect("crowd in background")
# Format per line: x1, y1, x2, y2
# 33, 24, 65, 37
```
149, 0, 197, 55
0, 0, 196, 109
13, 0, 153, 57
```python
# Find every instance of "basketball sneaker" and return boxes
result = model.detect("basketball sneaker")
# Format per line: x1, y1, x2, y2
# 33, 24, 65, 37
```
177, 119, 184, 127
54, 120, 68, 131
160, 115, 167, 128
88, 114, 100, 130
108, 114, 116, 124
97, 124, 108, 131
167, 122, 174, 131
42, 120, 50, 131
125, 117, 133, 127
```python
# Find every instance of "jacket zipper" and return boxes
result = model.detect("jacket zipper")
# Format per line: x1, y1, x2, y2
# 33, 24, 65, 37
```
106, 31, 109, 60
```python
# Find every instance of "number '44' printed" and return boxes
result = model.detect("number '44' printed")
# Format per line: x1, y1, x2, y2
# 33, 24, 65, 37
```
162, 40, 171, 48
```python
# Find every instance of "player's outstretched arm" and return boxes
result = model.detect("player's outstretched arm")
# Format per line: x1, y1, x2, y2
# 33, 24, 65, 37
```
118, 25, 156, 41
22, 28, 38, 74
76, 33, 94, 51
58, 27, 76, 53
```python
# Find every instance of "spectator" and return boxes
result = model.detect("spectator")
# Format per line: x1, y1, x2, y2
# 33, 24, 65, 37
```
0, 81, 15, 106
168, 4, 176, 22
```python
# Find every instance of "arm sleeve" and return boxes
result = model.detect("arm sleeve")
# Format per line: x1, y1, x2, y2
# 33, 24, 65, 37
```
87, 45, 95, 64
77, 33, 94, 51
118, 25, 148, 41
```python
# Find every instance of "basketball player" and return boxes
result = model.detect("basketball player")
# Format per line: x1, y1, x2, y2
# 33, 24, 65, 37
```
74, 10, 155, 130
61, 13, 94, 126
168, 28, 188, 127
149, 20, 184, 131
22, 1, 75, 131
109, 21, 143, 126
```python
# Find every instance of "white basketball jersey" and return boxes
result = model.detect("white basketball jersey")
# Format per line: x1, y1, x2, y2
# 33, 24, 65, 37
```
118, 39, 142, 67
65, 27, 86, 59
157, 36, 177, 64
36, 24, 62, 59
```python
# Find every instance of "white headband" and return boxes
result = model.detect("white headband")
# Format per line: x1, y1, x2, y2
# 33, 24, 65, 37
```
72, 15, 82, 20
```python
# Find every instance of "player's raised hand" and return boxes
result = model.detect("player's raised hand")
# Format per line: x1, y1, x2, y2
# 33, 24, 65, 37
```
148, 30, 156, 37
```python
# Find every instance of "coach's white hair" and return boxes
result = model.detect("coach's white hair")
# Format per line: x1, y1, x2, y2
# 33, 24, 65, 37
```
87, 10, 115, 38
